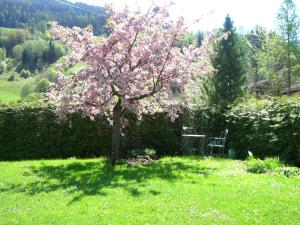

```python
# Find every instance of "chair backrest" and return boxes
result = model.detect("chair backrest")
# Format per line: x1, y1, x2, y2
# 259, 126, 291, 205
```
220, 129, 228, 146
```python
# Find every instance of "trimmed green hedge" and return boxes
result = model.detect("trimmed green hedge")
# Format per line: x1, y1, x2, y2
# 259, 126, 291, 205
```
0, 103, 182, 160
226, 97, 300, 166
0, 97, 299, 166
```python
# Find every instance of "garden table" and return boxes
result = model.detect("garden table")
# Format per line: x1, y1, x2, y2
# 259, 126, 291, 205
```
182, 134, 207, 155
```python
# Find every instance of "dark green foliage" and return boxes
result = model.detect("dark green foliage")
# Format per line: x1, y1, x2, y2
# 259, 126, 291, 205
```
0, 0, 107, 35
122, 113, 183, 157
210, 15, 247, 108
276, 166, 300, 177
12, 44, 23, 61
0, 28, 27, 56
46, 41, 65, 64
0, 47, 6, 61
245, 157, 300, 177
127, 148, 157, 158
246, 157, 281, 174
277, 0, 300, 94
43, 68, 58, 82
226, 97, 300, 165
0, 61, 5, 74
0, 98, 299, 165
0, 103, 182, 160
196, 31, 204, 47
0, 103, 111, 160
192, 106, 226, 137
21, 39, 65, 71
245, 27, 267, 96
21, 39, 47, 71
35, 79, 50, 93
20, 84, 34, 98
20, 69, 31, 79
7, 75, 15, 81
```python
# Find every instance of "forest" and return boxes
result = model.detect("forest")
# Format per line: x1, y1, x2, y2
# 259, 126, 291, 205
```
0, 0, 107, 34
0, 0, 299, 104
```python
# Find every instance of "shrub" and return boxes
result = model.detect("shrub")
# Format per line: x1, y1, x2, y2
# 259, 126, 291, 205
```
12, 45, 23, 61
228, 149, 237, 159
7, 75, 15, 81
0, 61, 6, 74
127, 148, 157, 158
246, 157, 281, 174
275, 167, 300, 178
35, 79, 50, 93
0, 47, 6, 61
144, 148, 157, 158
246, 156, 300, 178
20, 69, 31, 79
20, 84, 34, 98
128, 149, 144, 158
225, 97, 300, 166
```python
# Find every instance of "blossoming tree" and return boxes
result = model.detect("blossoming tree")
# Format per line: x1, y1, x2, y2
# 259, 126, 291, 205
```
48, 5, 216, 164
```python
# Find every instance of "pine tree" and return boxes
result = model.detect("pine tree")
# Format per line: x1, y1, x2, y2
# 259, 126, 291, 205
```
210, 15, 247, 108
196, 31, 204, 47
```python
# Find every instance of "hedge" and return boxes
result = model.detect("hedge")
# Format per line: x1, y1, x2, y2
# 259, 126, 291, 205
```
225, 97, 300, 166
0, 97, 299, 166
0, 102, 182, 160
191, 97, 300, 166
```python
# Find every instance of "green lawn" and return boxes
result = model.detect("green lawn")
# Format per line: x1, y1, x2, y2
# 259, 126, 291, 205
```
0, 80, 23, 103
0, 157, 299, 224
0, 77, 36, 103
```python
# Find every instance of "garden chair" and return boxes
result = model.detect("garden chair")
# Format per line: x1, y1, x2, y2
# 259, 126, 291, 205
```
207, 129, 228, 156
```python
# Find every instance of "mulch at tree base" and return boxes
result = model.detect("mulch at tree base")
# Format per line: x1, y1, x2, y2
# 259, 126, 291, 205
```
127, 155, 156, 166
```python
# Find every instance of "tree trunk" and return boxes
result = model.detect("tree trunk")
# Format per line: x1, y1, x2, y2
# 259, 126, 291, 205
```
288, 51, 291, 95
111, 101, 122, 165
287, 36, 291, 96
254, 65, 258, 98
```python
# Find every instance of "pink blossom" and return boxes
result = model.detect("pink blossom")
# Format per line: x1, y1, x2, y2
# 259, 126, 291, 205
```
48, 5, 217, 123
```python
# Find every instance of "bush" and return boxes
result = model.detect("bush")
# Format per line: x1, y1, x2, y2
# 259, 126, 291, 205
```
20, 69, 31, 79
145, 148, 157, 158
7, 75, 15, 81
43, 67, 58, 82
128, 148, 157, 158
246, 157, 281, 174
0, 61, 6, 74
0, 47, 6, 61
245, 156, 300, 178
225, 97, 300, 166
20, 84, 34, 98
275, 167, 300, 178
35, 78, 50, 93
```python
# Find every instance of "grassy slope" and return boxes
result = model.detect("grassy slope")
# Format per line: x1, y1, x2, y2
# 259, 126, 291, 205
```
0, 80, 23, 103
0, 27, 24, 103
0, 76, 35, 103
0, 157, 299, 225
0, 27, 25, 33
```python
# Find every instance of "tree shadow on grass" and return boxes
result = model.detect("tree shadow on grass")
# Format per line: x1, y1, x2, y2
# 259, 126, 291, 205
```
1, 158, 215, 204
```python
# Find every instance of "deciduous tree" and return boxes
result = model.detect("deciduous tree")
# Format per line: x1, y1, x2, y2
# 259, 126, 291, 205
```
48, 5, 217, 164
277, 0, 300, 94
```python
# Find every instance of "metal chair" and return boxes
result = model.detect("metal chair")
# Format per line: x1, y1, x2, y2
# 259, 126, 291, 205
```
207, 129, 228, 156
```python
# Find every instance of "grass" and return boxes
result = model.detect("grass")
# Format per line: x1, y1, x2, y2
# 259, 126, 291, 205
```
0, 75, 35, 103
0, 27, 25, 33
0, 157, 299, 224
0, 80, 24, 103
